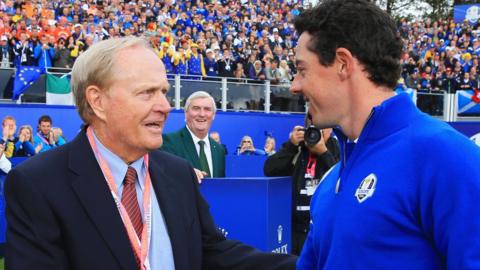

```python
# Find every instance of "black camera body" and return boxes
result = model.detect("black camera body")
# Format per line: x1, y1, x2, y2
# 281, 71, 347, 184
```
303, 125, 322, 147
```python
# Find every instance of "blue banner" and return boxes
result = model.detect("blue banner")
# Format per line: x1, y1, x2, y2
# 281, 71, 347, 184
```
454, 4, 480, 24
0, 104, 304, 156
200, 177, 292, 253
457, 90, 480, 114
449, 122, 480, 147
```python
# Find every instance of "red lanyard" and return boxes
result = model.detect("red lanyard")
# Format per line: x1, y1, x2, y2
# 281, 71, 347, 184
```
305, 153, 317, 179
86, 127, 152, 270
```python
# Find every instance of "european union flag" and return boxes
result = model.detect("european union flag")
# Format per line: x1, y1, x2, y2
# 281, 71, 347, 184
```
13, 66, 45, 100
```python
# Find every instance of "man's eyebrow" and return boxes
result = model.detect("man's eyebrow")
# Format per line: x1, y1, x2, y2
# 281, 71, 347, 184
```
296, 59, 305, 66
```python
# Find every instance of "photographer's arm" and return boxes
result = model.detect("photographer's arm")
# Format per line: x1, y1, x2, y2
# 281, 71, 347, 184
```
264, 141, 300, 177
264, 126, 305, 176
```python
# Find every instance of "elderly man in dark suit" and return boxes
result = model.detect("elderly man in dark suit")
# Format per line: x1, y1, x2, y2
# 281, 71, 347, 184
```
5, 37, 296, 270
161, 91, 225, 179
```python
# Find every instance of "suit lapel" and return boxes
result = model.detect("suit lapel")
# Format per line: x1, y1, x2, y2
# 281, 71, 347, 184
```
209, 137, 220, 177
149, 155, 190, 270
68, 131, 137, 270
180, 127, 201, 169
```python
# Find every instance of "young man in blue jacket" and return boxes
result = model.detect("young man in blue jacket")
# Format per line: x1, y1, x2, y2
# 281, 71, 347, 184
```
290, 0, 480, 269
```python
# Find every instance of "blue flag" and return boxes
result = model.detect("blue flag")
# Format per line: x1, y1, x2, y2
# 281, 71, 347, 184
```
457, 90, 480, 114
13, 66, 45, 100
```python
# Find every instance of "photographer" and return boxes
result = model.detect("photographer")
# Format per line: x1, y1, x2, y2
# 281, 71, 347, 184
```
264, 124, 339, 255
53, 37, 73, 70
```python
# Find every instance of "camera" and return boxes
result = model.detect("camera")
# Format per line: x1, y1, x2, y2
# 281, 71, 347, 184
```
303, 125, 322, 146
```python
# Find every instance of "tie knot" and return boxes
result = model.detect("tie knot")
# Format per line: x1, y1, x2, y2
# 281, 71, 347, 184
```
198, 140, 205, 147
124, 166, 138, 185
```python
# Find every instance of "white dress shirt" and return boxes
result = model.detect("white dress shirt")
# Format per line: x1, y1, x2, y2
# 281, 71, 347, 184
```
186, 126, 214, 175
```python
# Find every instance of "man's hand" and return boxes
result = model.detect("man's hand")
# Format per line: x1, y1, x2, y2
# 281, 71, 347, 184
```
48, 131, 56, 145
18, 132, 25, 142
194, 168, 207, 184
306, 130, 328, 155
2, 126, 9, 141
7, 125, 15, 138
0, 143, 4, 158
289, 125, 305, 146
35, 143, 43, 154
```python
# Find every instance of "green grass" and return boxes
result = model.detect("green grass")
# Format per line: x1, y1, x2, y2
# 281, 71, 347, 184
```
0, 258, 4, 269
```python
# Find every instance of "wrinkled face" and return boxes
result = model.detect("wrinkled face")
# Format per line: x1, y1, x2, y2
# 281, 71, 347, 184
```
185, 97, 215, 138
39, 121, 51, 135
100, 46, 171, 156
290, 32, 346, 128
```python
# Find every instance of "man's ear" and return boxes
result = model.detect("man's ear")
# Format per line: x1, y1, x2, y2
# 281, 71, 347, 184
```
335, 48, 354, 80
85, 85, 107, 121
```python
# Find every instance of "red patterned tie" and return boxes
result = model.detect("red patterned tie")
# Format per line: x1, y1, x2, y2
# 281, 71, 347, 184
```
122, 166, 143, 269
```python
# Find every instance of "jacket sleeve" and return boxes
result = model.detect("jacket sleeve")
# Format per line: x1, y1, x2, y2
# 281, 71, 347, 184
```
33, 45, 41, 60
314, 137, 340, 179
5, 168, 70, 269
264, 141, 299, 177
417, 133, 480, 269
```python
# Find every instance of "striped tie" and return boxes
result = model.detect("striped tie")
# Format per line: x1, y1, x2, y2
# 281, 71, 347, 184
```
122, 166, 143, 269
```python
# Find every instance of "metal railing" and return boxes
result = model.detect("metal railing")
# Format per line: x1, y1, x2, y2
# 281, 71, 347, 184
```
1, 67, 480, 121
164, 75, 305, 114
411, 89, 480, 122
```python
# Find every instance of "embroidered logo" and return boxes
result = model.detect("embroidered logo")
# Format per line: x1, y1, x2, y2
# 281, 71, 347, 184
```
355, 173, 377, 203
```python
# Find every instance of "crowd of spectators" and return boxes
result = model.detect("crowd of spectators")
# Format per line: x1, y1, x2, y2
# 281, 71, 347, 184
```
0, 114, 66, 161
399, 17, 480, 93
0, 0, 301, 85
2, 0, 480, 102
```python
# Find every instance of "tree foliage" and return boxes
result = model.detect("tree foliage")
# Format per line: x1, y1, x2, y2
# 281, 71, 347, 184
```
371, 0, 453, 20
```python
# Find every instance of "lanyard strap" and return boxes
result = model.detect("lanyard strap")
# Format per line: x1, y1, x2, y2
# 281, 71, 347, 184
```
36, 132, 51, 145
86, 127, 152, 270
305, 153, 317, 179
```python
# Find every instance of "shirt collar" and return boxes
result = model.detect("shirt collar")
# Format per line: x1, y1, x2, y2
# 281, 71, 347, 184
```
186, 125, 209, 146
91, 130, 145, 191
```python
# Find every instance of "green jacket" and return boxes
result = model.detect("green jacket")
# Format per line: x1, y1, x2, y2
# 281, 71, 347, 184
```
161, 126, 226, 177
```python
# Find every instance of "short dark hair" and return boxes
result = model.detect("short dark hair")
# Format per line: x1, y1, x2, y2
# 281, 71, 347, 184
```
293, 0, 402, 88
38, 115, 52, 125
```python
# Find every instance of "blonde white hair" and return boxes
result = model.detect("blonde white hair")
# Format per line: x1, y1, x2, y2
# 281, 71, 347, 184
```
71, 37, 152, 123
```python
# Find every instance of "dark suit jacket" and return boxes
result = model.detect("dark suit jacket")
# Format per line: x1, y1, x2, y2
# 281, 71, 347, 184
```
161, 126, 225, 177
5, 130, 295, 270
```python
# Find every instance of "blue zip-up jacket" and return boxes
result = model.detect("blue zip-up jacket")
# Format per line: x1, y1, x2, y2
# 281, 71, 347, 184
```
33, 44, 54, 68
297, 93, 480, 270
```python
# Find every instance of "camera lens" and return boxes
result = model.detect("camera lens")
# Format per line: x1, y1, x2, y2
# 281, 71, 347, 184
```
304, 125, 322, 146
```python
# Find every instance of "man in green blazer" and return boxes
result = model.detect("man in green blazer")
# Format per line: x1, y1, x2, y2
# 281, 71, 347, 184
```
161, 91, 225, 179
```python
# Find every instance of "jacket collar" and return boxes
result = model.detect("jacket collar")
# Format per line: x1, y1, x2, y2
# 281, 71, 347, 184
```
335, 93, 418, 163
68, 129, 138, 270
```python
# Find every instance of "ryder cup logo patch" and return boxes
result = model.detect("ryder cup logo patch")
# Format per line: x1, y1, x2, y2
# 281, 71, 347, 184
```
355, 173, 377, 203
